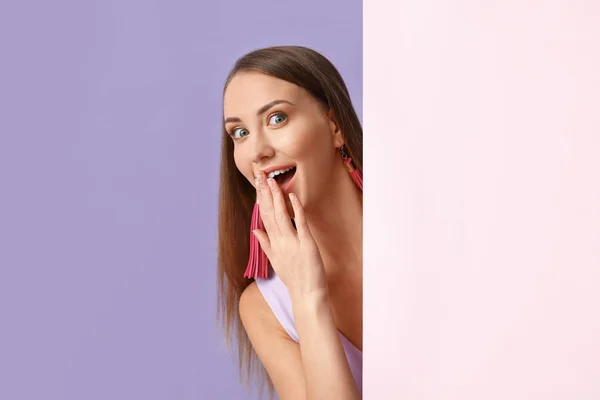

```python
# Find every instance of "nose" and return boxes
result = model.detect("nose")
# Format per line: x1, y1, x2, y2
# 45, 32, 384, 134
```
250, 129, 275, 165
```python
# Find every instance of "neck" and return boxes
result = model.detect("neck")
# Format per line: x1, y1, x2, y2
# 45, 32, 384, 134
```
302, 164, 363, 282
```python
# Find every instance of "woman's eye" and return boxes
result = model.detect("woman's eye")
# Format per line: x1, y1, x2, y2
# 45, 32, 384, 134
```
231, 128, 249, 139
268, 113, 287, 125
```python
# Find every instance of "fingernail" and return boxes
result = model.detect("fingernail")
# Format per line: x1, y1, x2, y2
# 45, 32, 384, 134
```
267, 177, 275, 187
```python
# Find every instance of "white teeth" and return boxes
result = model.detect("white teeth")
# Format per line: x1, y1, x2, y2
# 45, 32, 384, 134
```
268, 167, 294, 179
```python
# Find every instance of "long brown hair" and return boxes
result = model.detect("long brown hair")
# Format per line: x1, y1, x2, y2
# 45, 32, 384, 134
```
216, 45, 363, 396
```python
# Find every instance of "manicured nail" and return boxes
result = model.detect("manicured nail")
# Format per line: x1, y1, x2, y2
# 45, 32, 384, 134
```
267, 177, 276, 188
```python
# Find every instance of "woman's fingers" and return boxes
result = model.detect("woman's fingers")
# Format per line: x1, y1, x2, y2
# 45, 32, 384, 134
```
255, 171, 280, 237
266, 177, 296, 237
289, 192, 313, 241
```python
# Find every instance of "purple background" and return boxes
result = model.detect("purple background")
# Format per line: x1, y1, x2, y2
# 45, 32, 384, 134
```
0, 0, 361, 399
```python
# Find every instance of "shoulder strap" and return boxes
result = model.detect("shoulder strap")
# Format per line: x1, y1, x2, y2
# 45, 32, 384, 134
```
255, 272, 299, 342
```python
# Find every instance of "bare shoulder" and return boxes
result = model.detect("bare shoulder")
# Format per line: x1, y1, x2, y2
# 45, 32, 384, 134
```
239, 282, 306, 400
239, 282, 291, 347
239, 282, 269, 323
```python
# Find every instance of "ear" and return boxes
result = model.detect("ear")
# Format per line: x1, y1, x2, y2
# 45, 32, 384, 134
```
326, 109, 345, 148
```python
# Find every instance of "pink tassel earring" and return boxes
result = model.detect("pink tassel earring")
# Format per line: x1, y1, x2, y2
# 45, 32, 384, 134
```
243, 201, 269, 279
243, 144, 363, 280
340, 145, 363, 191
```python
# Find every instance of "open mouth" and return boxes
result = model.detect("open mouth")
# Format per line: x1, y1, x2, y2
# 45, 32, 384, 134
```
273, 166, 297, 188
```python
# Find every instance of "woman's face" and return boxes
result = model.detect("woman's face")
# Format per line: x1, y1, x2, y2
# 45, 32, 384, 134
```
223, 71, 343, 211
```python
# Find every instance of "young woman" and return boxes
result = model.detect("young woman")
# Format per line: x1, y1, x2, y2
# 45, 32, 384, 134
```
217, 46, 363, 399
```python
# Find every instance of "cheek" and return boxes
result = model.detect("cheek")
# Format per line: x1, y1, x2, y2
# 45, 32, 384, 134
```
288, 119, 331, 159
299, 136, 333, 171
286, 134, 314, 158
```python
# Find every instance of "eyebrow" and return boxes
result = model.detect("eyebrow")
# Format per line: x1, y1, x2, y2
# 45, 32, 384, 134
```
224, 99, 294, 124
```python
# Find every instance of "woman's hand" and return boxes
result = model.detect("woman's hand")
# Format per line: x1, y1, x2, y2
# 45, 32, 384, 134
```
251, 170, 361, 400
252, 170, 328, 298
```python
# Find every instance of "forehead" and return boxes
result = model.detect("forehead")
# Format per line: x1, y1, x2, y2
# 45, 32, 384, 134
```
223, 72, 306, 115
